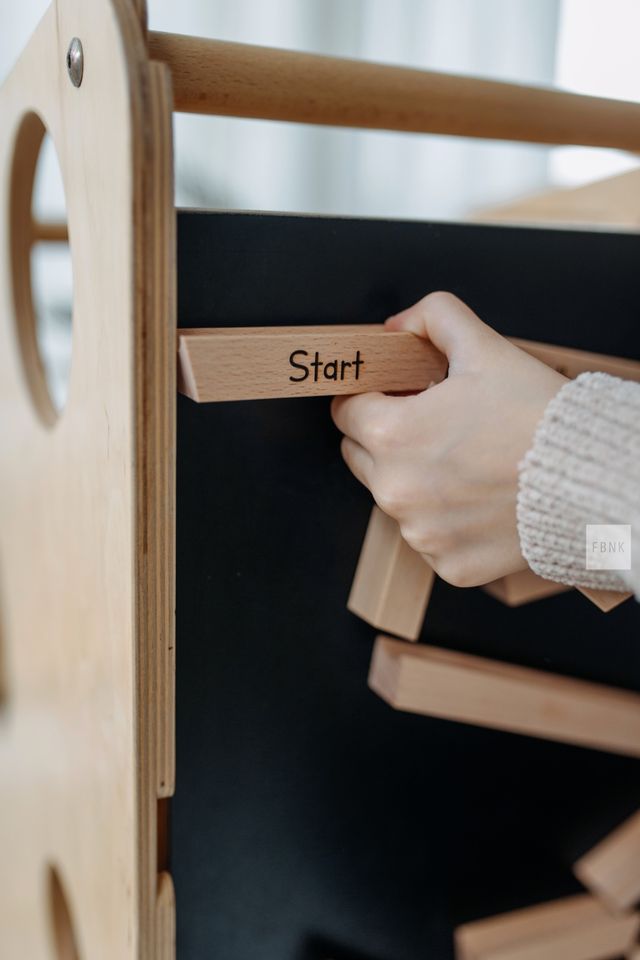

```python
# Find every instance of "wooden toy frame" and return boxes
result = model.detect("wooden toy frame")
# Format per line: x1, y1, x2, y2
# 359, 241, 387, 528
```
1, 2, 640, 957
0, 2, 174, 958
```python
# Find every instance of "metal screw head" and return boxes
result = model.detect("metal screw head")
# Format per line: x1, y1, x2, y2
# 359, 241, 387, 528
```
66, 38, 83, 88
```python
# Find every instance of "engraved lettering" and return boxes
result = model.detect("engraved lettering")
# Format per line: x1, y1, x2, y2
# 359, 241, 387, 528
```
324, 360, 338, 381
289, 349, 309, 382
289, 348, 365, 385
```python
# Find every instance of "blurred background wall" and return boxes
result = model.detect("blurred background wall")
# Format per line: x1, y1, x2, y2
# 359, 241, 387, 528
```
2, 0, 640, 406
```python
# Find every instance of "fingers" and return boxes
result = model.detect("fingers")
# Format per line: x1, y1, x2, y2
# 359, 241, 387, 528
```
340, 436, 374, 489
331, 391, 404, 447
385, 291, 497, 370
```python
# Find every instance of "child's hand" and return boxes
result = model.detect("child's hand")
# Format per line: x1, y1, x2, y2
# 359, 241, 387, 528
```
331, 292, 568, 587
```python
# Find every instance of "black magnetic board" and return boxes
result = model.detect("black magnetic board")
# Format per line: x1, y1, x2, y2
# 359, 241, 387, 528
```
174, 212, 640, 960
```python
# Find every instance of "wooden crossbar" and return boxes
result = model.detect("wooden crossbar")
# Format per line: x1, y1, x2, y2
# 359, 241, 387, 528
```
149, 30, 640, 150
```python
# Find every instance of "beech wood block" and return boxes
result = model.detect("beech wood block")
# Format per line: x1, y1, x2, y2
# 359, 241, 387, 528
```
577, 586, 633, 612
487, 571, 632, 613
574, 809, 640, 912
369, 635, 640, 757
348, 506, 434, 641
483, 569, 571, 606
484, 572, 632, 612
454, 894, 640, 960
511, 338, 640, 383
178, 325, 447, 402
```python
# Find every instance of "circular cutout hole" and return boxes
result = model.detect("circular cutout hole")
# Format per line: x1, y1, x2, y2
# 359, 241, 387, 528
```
10, 113, 73, 423
47, 865, 81, 960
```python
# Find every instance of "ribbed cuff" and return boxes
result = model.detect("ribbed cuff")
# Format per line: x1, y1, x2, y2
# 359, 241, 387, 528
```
517, 371, 640, 597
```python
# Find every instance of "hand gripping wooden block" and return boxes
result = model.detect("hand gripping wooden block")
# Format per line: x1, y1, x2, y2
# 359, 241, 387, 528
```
574, 808, 640, 912
369, 635, 640, 757
348, 506, 434, 641
454, 894, 640, 960
178, 324, 448, 402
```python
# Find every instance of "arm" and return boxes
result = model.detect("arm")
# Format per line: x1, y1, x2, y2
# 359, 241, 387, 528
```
518, 371, 640, 597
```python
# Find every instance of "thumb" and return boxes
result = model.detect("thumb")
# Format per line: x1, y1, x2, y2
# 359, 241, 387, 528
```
385, 291, 497, 371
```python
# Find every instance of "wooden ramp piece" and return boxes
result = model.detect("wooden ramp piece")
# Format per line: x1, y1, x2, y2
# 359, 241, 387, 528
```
454, 894, 640, 960
178, 325, 447, 402
348, 506, 434, 641
574, 808, 640, 912
578, 587, 633, 612
369, 635, 640, 757
483, 572, 631, 612
483, 568, 571, 606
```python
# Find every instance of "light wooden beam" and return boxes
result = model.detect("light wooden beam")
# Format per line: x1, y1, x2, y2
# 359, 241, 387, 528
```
149, 31, 640, 150
178, 325, 447, 402
348, 506, 434, 641
483, 569, 570, 606
575, 809, 640, 912
369, 635, 640, 757
473, 167, 640, 229
454, 894, 640, 960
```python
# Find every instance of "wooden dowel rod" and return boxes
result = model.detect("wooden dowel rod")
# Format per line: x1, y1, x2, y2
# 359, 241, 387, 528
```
369, 635, 640, 757
150, 30, 640, 150
31, 220, 68, 243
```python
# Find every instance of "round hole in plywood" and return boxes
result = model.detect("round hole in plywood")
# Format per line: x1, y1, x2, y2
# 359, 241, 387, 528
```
47, 865, 81, 960
10, 112, 73, 425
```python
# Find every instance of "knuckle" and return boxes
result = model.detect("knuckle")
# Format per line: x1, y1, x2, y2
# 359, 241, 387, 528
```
399, 521, 430, 555
434, 554, 478, 589
362, 411, 400, 451
375, 477, 413, 518
401, 518, 450, 557
421, 290, 460, 312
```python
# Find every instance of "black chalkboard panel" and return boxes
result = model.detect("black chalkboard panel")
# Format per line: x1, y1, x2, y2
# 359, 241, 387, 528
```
174, 212, 640, 960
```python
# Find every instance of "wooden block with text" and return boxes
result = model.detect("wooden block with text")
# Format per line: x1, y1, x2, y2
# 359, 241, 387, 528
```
348, 506, 434, 641
369, 635, 640, 757
454, 894, 640, 960
178, 325, 447, 402
574, 808, 640, 912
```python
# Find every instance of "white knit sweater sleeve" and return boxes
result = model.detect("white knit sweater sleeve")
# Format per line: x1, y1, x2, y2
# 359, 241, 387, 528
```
517, 371, 640, 599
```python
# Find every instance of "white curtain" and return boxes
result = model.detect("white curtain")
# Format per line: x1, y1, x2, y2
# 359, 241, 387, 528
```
2, 0, 561, 222
150, 0, 560, 219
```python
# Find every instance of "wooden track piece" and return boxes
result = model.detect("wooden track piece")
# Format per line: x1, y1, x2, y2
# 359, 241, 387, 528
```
178, 324, 447, 402
483, 569, 571, 606
348, 507, 434, 641
473, 167, 640, 230
577, 587, 633, 612
454, 894, 640, 960
574, 808, 640, 912
369, 635, 640, 757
